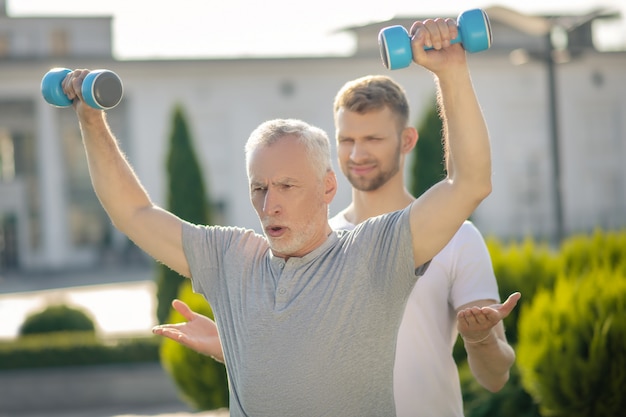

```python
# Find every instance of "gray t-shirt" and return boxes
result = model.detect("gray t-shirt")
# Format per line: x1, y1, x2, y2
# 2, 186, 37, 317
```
182, 206, 417, 417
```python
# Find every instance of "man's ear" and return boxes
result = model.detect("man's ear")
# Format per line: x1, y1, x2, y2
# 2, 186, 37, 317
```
324, 170, 338, 204
401, 127, 418, 155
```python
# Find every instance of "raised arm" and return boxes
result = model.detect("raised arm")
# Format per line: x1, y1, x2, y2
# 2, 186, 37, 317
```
63, 69, 190, 277
407, 19, 492, 267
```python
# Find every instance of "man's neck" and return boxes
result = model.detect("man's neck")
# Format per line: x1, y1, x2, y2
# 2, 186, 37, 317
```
342, 176, 415, 225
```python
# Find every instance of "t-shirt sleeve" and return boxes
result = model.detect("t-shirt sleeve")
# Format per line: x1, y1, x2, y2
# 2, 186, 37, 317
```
349, 206, 417, 294
181, 221, 268, 306
181, 221, 216, 298
449, 222, 501, 309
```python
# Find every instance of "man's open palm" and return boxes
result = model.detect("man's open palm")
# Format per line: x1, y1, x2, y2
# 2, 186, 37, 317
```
152, 299, 225, 362
457, 292, 521, 341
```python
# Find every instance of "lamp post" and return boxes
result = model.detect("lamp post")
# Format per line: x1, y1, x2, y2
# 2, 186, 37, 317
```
485, 6, 612, 244
544, 29, 565, 244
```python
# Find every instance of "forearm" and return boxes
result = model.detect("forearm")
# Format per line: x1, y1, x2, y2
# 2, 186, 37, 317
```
78, 110, 153, 231
436, 66, 492, 202
66, 71, 187, 277
464, 332, 515, 392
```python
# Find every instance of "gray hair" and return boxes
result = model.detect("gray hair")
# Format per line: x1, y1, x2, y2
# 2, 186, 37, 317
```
245, 119, 332, 179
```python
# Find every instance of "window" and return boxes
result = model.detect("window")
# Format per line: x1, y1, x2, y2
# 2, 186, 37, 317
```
50, 29, 69, 57
0, 100, 39, 250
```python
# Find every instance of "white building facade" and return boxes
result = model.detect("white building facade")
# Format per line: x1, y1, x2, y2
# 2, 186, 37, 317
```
0, 4, 625, 272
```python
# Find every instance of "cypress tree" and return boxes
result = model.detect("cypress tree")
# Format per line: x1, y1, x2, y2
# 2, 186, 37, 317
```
409, 97, 446, 197
156, 104, 212, 324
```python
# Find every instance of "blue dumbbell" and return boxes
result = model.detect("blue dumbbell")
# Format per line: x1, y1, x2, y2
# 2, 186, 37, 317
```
378, 8, 492, 70
41, 68, 124, 110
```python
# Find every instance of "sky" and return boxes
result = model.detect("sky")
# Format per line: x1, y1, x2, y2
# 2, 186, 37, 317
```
7, 0, 626, 59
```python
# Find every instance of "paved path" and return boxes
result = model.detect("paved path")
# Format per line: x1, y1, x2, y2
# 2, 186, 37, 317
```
0, 266, 157, 340
0, 279, 157, 340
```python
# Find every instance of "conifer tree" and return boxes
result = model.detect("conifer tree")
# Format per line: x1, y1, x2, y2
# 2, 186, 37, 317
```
156, 104, 212, 324
409, 97, 446, 197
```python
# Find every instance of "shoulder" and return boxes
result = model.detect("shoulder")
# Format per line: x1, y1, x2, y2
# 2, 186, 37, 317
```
329, 210, 356, 231
451, 220, 486, 245
434, 220, 488, 259
183, 222, 266, 247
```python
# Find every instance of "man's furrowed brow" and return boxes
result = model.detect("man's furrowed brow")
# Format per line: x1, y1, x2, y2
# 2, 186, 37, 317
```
250, 177, 300, 187
250, 179, 267, 188
272, 177, 300, 186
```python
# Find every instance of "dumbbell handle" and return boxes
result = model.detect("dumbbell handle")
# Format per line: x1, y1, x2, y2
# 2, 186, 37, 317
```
41, 68, 124, 110
378, 8, 492, 70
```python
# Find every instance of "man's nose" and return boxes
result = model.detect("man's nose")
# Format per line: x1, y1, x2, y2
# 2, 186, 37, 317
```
263, 188, 281, 215
350, 141, 368, 162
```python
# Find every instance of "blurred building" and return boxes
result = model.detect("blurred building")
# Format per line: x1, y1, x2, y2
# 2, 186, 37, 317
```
0, 2, 625, 273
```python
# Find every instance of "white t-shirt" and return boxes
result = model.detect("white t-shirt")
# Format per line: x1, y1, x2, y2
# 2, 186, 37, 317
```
329, 212, 500, 417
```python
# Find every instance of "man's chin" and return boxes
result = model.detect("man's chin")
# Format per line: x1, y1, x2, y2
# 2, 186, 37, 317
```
350, 180, 378, 192
266, 238, 289, 256
270, 246, 296, 260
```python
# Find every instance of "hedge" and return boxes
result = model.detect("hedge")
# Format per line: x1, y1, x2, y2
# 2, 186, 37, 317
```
0, 332, 160, 370
516, 269, 626, 417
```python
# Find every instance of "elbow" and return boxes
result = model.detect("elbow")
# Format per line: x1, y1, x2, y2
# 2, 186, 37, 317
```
472, 349, 515, 393
467, 178, 492, 208
454, 172, 492, 205
477, 168, 493, 199
109, 203, 154, 235
482, 352, 515, 393
483, 371, 510, 393
478, 179, 492, 201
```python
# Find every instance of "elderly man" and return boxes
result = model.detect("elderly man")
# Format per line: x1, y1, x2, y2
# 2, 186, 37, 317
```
64, 16, 492, 417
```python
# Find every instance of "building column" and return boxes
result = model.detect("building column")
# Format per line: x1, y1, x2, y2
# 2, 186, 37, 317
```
35, 100, 70, 270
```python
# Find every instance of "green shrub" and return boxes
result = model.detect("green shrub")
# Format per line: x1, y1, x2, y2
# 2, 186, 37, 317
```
560, 229, 626, 276
19, 304, 96, 336
486, 236, 560, 345
457, 231, 625, 416
160, 280, 229, 411
0, 333, 160, 370
516, 269, 626, 416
